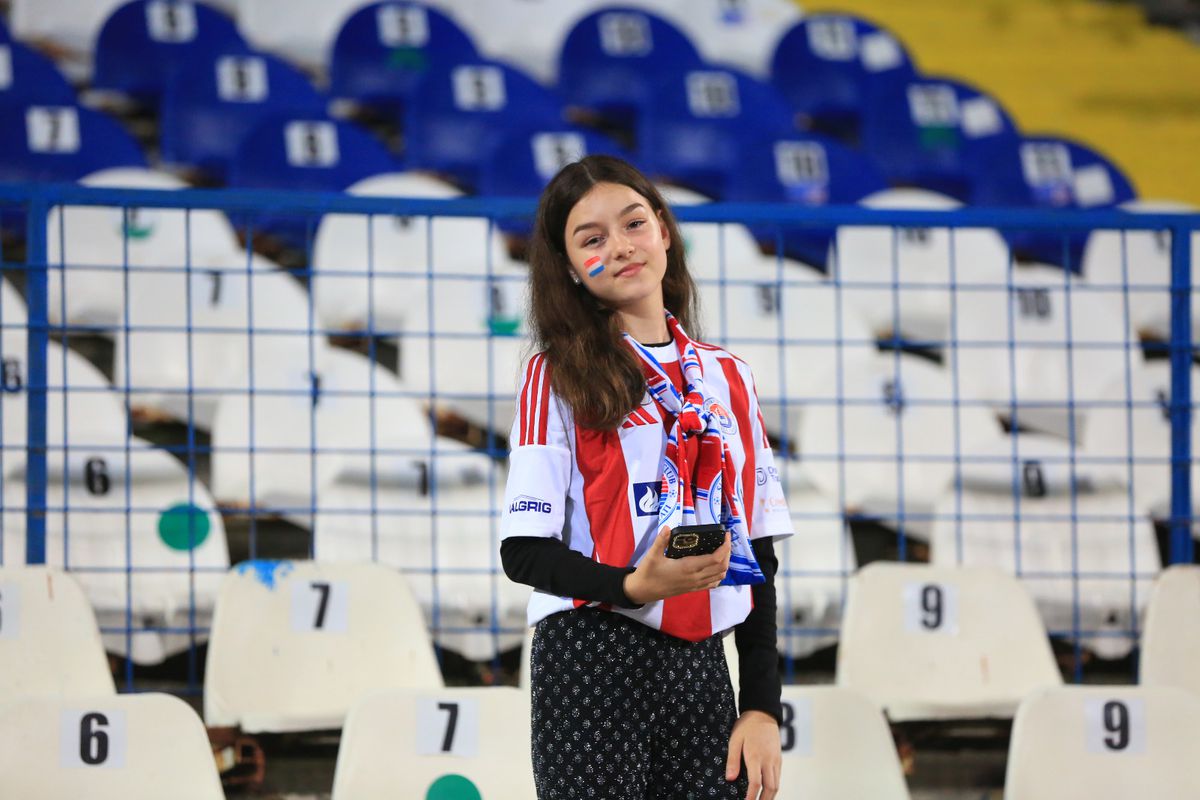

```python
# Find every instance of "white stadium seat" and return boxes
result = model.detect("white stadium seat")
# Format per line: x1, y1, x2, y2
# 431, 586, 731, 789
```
930, 432, 1159, 660
955, 262, 1143, 439
9, 0, 127, 80
830, 188, 1011, 345
204, 559, 443, 733
47, 167, 243, 331
0, 279, 30, 481
799, 351, 1002, 538
1140, 565, 1200, 697
0, 693, 224, 800
0, 566, 116, 705
1005, 685, 1200, 799
332, 686, 537, 799
1082, 200, 1200, 342
777, 686, 911, 799
836, 562, 1062, 721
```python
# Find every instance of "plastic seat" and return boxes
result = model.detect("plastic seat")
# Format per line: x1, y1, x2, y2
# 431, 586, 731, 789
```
46, 167, 243, 332
770, 14, 917, 142
836, 562, 1062, 721
1141, 566, 1200, 696
859, 75, 1020, 203
204, 559, 444, 732
402, 59, 565, 190
777, 686, 910, 799
971, 134, 1138, 271
0, 39, 78, 107
0, 566, 116, 705
830, 188, 1013, 344
0, 102, 145, 185
1082, 199, 1200, 342
721, 131, 889, 270
638, 0, 802, 79
332, 686, 536, 798
799, 351, 1003, 538
92, 0, 249, 106
954, 262, 1143, 439
329, 1, 479, 108
1005, 685, 1200, 799
556, 7, 704, 123
161, 48, 327, 182
0, 693, 224, 799
929, 431, 1160, 660
637, 67, 798, 199
9, 0, 127, 80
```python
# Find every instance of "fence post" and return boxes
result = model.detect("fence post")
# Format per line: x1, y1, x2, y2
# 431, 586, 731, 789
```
23, 192, 49, 565
1169, 220, 1195, 565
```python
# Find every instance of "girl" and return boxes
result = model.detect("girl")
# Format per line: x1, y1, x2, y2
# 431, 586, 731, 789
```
501, 155, 792, 800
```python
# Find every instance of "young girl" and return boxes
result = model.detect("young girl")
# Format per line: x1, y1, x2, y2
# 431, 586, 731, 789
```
501, 155, 792, 800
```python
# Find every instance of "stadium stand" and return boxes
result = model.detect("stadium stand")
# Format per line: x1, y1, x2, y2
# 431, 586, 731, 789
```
0, 102, 145, 186
7, 0, 126, 80
1140, 565, 1200, 697
639, 0, 802, 79
0, 39, 78, 107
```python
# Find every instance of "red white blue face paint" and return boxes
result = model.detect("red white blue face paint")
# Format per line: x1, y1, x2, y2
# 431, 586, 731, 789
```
584, 255, 605, 277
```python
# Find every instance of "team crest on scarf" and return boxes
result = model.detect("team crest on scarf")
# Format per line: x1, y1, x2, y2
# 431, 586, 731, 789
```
624, 313, 765, 586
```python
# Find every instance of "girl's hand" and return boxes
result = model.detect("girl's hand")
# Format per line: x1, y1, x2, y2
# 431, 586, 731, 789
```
725, 710, 781, 800
622, 526, 731, 604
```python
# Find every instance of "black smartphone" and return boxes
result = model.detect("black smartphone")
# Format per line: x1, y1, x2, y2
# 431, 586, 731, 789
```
664, 523, 727, 559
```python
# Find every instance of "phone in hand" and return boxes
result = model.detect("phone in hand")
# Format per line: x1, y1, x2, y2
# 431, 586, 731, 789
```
664, 523, 726, 559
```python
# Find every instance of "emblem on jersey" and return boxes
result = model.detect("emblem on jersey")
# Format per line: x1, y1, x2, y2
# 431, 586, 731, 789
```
706, 473, 723, 521
706, 399, 738, 434
509, 495, 552, 514
633, 481, 660, 517
659, 461, 680, 522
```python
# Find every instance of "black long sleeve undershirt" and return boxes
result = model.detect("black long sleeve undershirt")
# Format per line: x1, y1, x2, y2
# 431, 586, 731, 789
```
500, 535, 782, 723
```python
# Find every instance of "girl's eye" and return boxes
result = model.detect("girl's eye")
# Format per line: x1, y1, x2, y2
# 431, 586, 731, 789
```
627, 219, 645, 230
583, 236, 603, 248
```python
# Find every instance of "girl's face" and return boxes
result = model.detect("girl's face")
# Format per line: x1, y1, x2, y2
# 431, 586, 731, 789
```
562, 182, 671, 316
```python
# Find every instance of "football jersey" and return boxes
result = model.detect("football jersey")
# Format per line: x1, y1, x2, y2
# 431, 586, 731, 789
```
500, 340, 794, 641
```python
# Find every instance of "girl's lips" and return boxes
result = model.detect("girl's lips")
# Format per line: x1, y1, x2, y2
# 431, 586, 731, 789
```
615, 262, 645, 278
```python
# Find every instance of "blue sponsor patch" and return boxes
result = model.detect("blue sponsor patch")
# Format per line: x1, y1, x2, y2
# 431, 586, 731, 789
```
633, 481, 660, 517
509, 495, 552, 514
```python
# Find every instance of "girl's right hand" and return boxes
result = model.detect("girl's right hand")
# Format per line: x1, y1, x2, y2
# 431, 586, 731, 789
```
623, 526, 731, 605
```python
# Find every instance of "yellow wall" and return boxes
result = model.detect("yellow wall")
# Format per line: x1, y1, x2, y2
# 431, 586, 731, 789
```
804, 0, 1200, 206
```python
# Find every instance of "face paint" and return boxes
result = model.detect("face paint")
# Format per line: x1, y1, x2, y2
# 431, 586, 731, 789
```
584, 255, 605, 277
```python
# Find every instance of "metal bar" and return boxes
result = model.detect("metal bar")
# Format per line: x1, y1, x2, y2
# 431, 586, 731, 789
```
1169, 221, 1195, 564
23, 194, 49, 565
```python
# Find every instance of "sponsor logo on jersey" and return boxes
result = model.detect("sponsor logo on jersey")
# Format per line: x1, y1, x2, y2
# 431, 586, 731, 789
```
633, 481, 660, 517
756, 465, 780, 486
509, 495, 552, 514
707, 399, 738, 435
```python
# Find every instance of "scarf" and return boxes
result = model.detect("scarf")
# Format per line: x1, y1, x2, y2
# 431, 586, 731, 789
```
623, 313, 764, 586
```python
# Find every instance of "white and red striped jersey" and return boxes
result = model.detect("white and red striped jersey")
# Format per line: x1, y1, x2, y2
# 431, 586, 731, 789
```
500, 341, 794, 642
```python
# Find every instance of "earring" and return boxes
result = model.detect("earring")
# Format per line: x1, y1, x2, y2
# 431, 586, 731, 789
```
569, 271, 582, 285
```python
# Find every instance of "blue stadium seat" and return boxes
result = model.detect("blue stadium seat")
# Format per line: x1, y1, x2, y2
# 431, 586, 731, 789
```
402, 59, 565, 190
160, 49, 328, 182
859, 75, 1021, 202
92, 0, 249, 106
722, 131, 889, 269
770, 13, 916, 143
556, 7, 704, 125
227, 114, 397, 248
636, 67, 798, 198
329, 1, 479, 109
0, 101, 145, 184
971, 134, 1137, 270
0, 40, 77, 107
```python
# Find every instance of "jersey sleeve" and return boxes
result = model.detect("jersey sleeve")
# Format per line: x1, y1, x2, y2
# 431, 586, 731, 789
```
742, 362, 794, 542
500, 353, 572, 541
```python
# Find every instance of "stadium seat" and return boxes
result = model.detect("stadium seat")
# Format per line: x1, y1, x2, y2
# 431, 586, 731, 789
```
92, 0, 249, 106
331, 686, 536, 798
954, 262, 1143, 439
328, 1, 479, 108
1005, 685, 1200, 799
0, 40, 78, 107
929, 431, 1159, 660
160, 48, 328, 182
46, 167, 243, 330
1081, 199, 1200, 342
402, 59, 566, 190
859, 75, 1020, 203
637, 0, 802, 79
836, 562, 1062, 721
0, 103, 145, 185
0, 693, 225, 799
971, 134, 1138, 271
636, 67, 798, 199
204, 559, 444, 732
556, 7, 704, 124
1140, 565, 1200, 696
829, 188, 1013, 344
0, 566, 116, 705
721, 131, 890, 270
770, 14, 917, 142
8, 0, 127, 80
799, 351, 1003, 539
776, 686, 910, 799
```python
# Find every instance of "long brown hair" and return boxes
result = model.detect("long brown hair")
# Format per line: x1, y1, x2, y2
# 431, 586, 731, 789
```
527, 156, 699, 430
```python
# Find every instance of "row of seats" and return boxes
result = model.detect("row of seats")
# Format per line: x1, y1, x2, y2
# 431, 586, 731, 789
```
4, 563, 1200, 797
